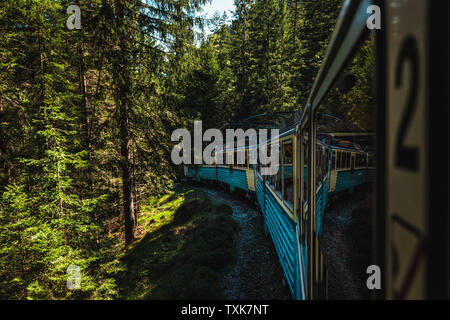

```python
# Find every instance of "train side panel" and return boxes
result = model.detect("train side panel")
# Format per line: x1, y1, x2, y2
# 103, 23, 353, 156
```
263, 185, 298, 298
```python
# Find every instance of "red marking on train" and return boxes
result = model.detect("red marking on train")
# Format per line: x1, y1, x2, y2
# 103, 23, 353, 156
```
398, 241, 426, 300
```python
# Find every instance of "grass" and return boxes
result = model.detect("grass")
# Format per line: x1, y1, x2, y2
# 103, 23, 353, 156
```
115, 187, 238, 299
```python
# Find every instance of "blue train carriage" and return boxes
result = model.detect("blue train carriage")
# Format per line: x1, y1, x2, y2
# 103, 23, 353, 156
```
328, 145, 372, 194
214, 147, 256, 194
254, 129, 310, 300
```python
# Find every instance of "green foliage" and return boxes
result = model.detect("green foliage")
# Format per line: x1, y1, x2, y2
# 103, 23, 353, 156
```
0, 0, 357, 300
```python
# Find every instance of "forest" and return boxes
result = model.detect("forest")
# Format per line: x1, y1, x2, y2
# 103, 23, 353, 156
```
0, 0, 372, 299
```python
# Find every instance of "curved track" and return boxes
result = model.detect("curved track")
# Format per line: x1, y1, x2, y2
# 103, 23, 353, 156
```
200, 187, 291, 299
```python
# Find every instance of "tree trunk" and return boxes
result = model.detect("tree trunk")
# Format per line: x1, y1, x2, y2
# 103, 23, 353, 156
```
120, 94, 135, 245
116, 0, 135, 244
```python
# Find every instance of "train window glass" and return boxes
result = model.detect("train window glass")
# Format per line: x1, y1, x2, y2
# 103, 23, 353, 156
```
360, 154, 365, 168
316, 33, 376, 280
227, 151, 233, 167
319, 146, 327, 182
302, 140, 309, 205
274, 143, 282, 196
262, 144, 271, 177
283, 140, 293, 207
316, 145, 322, 184
336, 151, 341, 169
331, 151, 336, 170
245, 150, 249, 168
237, 150, 244, 168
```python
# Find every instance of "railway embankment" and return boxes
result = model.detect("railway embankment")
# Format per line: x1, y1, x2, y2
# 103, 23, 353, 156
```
200, 187, 291, 299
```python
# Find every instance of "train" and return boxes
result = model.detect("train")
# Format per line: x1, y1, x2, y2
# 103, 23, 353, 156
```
185, 118, 375, 300
185, 0, 450, 300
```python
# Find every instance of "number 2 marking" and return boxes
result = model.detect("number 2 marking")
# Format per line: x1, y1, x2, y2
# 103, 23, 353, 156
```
395, 36, 419, 171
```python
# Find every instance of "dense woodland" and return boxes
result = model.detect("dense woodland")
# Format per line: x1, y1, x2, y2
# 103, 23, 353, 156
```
0, 0, 372, 299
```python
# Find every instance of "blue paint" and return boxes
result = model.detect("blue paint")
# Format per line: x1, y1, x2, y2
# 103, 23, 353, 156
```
231, 168, 249, 192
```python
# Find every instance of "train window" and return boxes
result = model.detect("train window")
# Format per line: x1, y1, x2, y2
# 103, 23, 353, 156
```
302, 140, 309, 205
316, 145, 324, 184
274, 143, 282, 196
342, 152, 346, 168
236, 150, 245, 168
227, 151, 233, 166
314, 32, 376, 289
332, 151, 336, 170
245, 150, 249, 168
262, 144, 271, 176
359, 154, 366, 168
283, 140, 293, 207
336, 151, 341, 169
215, 151, 219, 165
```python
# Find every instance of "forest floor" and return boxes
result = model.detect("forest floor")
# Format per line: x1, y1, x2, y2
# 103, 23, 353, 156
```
114, 185, 238, 299
320, 184, 375, 300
